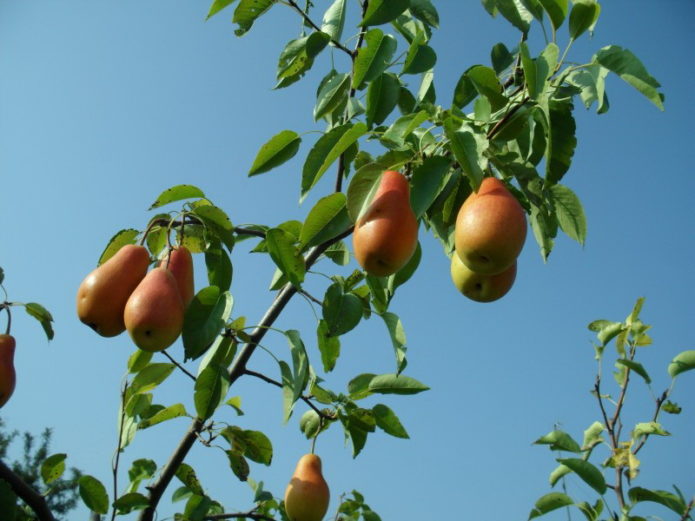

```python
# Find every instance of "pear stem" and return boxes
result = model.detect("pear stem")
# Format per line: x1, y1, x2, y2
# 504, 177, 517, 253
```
3, 305, 11, 336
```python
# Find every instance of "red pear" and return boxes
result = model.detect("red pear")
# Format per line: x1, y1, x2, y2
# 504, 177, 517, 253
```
352, 170, 418, 277
159, 246, 195, 309
0, 334, 16, 408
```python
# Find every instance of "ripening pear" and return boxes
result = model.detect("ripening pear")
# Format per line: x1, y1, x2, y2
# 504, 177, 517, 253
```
76, 244, 151, 337
284, 453, 330, 521
352, 170, 418, 277
455, 177, 527, 275
159, 246, 194, 309
450, 254, 517, 303
0, 334, 16, 408
123, 267, 185, 352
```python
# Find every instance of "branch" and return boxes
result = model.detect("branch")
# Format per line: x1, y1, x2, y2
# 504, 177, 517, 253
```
137, 229, 353, 521
0, 459, 57, 521
633, 388, 669, 455
234, 226, 267, 239
205, 512, 276, 521
162, 350, 197, 382
285, 0, 354, 57
680, 498, 694, 521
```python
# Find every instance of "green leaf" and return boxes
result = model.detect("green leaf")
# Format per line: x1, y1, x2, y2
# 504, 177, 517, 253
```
668, 350, 695, 378
183, 287, 234, 360
205, 243, 233, 291
548, 464, 571, 487
176, 463, 205, 496
409, 156, 450, 218
452, 71, 477, 109
346, 163, 384, 222
632, 421, 670, 439
321, 0, 347, 42
98, 229, 141, 265
628, 487, 686, 516
222, 427, 273, 465
372, 404, 409, 438
588, 319, 624, 347
149, 184, 205, 210
381, 110, 429, 149
367, 373, 428, 395
359, 0, 409, 26
352, 29, 397, 89
114, 492, 150, 514
538, 0, 568, 32
195, 359, 231, 421
366, 73, 400, 127
529, 492, 573, 519
79, 475, 109, 515
24, 302, 54, 340
41, 453, 67, 485
519, 0, 544, 20
314, 71, 350, 121
127, 350, 153, 374
322, 283, 362, 337
566, 64, 609, 113
275, 32, 330, 89
138, 403, 188, 429
568, 0, 600, 39
232, 0, 276, 36
299, 410, 323, 439
662, 400, 682, 414
227, 450, 250, 481
193, 203, 235, 251
248, 130, 301, 176
0, 480, 16, 521
409, 0, 439, 28
545, 98, 577, 185
302, 122, 366, 199
206, 0, 238, 20
402, 36, 436, 75
557, 458, 607, 495
495, 0, 533, 32
265, 228, 305, 287
520, 42, 559, 100
491, 42, 514, 74
595, 45, 663, 110
279, 361, 295, 422
317, 319, 341, 372
129, 363, 175, 397
467, 65, 508, 111
127, 459, 157, 493
381, 312, 407, 374
534, 430, 582, 453
348, 373, 376, 400
615, 359, 651, 384
550, 184, 586, 245
299, 193, 350, 248
444, 118, 488, 191
582, 421, 604, 450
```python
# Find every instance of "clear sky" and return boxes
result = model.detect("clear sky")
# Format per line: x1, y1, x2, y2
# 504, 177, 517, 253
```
1, 1, 693, 520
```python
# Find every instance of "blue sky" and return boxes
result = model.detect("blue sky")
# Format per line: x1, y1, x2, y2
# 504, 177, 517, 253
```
1, 1, 693, 520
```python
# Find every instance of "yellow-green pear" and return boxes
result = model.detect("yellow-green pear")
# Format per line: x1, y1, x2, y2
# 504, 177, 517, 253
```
123, 267, 184, 352
284, 453, 330, 521
76, 244, 150, 337
450, 253, 517, 303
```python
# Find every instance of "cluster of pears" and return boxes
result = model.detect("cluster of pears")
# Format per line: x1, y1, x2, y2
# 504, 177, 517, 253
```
284, 453, 330, 521
353, 170, 418, 277
76, 243, 194, 352
451, 177, 527, 303
0, 333, 16, 408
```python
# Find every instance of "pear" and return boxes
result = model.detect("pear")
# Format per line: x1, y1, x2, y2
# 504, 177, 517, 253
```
0, 334, 16, 408
124, 267, 184, 352
455, 177, 527, 275
76, 244, 151, 337
159, 246, 194, 309
352, 170, 418, 277
450, 254, 517, 303
284, 453, 330, 521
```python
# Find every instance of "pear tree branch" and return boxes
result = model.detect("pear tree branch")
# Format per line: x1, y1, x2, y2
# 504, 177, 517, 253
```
0, 458, 57, 521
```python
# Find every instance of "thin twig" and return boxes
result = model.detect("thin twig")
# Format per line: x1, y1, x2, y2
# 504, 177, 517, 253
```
633, 388, 669, 455
298, 288, 323, 306
234, 227, 267, 239
162, 350, 197, 382
0, 459, 57, 521
110, 382, 129, 521
284, 0, 353, 57
205, 512, 276, 521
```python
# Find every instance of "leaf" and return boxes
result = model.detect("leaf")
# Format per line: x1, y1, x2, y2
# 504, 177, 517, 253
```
588, 319, 624, 347
662, 400, 682, 414
280, 360, 295, 423
557, 458, 607, 495
127, 459, 157, 493
381, 110, 429, 149
615, 359, 651, 384
569, 0, 600, 40
317, 319, 341, 372
452, 71, 477, 109
668, 350, 695, 377
381, 312, 407, 374
595, 45, 664, 110
299, 193, 350, 248
205, 243, 233, 291
227, 450, 250, 481
346, 163, 384, 222
314, 71, 350, 121
248, 130, 301, 176
206, 0, 238, 20
538, 0, 568, 32
275, 32, 330, 89
366, 73, 400, 127
266, 228, 305, 287
128, 350, 153, 374
566, 64, 609, 113
322, 283, 362, 337
352, 29, 397, 89
632, 421, 670, 439
183, 287, 234, 360
129, 363, 175, 396
496, 0, 533, 32
359, 0, 409, 27
302, 122, 365, 199
114, 492, 150, 514
550, 184, 586, 245
24, 302, 54, 340
528, 492, 573, 519
467, 65, 508, 111
444, 118, 488, 191
232, 0, 276, 36
195, 360, 231, 421
534, 430, 582, 453
409, 156, 451, 218
582, 421, 604, 450
98, 229, 140, 265
348, 373, 376, 400
149, 184, 205, 210
628, 487, 686, 516
79, 475, 109, 515
138, 403, 188, 429
491, 42, 514, 74
41, 453, 67, 485
402, 36, 436, 75
409, 0, 439, 28
372, 404, 409, 438
367, 374, 428, 395
548, 464, 571, 487
321, 0, 347, 42
193, 204, 235, 251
